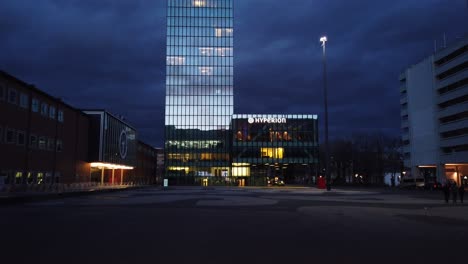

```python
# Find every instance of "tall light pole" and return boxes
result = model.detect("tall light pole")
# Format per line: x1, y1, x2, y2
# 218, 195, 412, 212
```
320, 36, 331, 191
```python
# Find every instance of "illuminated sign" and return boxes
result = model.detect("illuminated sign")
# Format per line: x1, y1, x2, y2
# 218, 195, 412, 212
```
247, 117, 287, 124
119, 130, 128, 159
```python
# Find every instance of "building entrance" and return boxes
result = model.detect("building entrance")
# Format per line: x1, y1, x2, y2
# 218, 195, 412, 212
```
238, 178, 245, 187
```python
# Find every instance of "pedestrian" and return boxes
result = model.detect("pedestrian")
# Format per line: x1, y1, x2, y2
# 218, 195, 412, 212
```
443, 183, 450, 203
451, 182, 458, 204
459, 185, 465, 204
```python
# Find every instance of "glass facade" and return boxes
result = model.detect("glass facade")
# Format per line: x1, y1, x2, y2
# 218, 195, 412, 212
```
232, 114, 319, 186
165, 0, 234, 184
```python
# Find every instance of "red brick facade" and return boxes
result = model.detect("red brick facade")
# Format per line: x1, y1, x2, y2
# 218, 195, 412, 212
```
0, 71, 159, 187
0, 71, 90, 184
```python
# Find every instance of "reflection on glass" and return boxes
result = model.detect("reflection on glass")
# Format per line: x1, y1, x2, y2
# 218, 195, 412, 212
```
166, 0, 233, 178
193, 0, 206, 7
167, 56, 185, 65
199, 67, 213, 75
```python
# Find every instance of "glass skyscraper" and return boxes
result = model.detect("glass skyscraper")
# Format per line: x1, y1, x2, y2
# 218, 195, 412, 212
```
165, 0, 234, 184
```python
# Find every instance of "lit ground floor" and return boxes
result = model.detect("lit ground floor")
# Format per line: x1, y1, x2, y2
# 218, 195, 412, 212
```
165, 163, 318, 186
404, 163, 468, 186
0, 161, 156, 186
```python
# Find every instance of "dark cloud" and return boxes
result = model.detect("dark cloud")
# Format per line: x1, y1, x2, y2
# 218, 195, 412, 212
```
0, 0, 466, 146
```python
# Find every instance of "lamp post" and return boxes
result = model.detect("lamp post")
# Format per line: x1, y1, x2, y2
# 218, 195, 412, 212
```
320, 36, 331, 191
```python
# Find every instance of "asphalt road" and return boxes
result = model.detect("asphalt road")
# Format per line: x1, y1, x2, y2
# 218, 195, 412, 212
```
1, 187, 467, 263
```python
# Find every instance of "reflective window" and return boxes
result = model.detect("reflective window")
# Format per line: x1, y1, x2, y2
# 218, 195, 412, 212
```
32, 98, 40, 112
58, 110, 64, 123
19, 93, 29, 109
49, 106, 56, 119
40, 103, 48, 116
165, 0, 233, 177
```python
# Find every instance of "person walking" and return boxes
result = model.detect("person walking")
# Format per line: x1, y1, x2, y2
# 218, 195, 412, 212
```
459, 185, 465, 204
451, 182, 458, 204
443, 183, 450, 203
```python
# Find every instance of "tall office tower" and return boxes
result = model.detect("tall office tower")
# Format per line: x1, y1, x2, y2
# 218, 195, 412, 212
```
165, 0, 234, 184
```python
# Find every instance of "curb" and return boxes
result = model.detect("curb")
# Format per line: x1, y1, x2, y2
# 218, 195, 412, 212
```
0, 185, 150, 206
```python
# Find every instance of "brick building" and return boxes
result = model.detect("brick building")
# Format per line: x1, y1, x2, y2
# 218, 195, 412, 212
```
0, 71, 89, 185
136, 141, 158, 184
0, 71, 160, 187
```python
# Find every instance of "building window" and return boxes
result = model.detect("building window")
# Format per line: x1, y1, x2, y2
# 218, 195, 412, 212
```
17, 130, 26, 146
32, 98, 39, 112
38, 136, 46, 149
27, 172, 34, 184
37, 172, 44, 184
15, 172, 23, 184
58, 110, 64, 123
41, 103, 48, 116
8, 88, 18, 104
260, 148, 284, 159
56, 139, 63, 152
47, 138, 55, 151
5, 128, 15, 144
30, 134, 37, 148
167, 56, 186, 65
19, 93, 29, 109
49, 106, 56, 119
45, 172, 52, 184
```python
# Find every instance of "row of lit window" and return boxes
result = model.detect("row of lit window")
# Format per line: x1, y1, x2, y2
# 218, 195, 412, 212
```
168, 7, 232, 18
167, 57, 233, 67
166, 95, 233, 105
167, 76, 233, 86
165, 124, 231, 132
167, 66, 233, 76
233, 149, 316, 160
167, 37, 233, 47
167, 47, 233, 57
165, 117, 232, 127
0, 126, 63, 152
168, 17, 232, 28
168, 27, 233, 38
165, 107, 233, 115
167, 153, 229, 161
0, 85, 64, 122
0, 171, 59, 185
166, 86, 233, 96
169, 0, 232, 8
165, 140, 224, 149
168, 54, 233, 65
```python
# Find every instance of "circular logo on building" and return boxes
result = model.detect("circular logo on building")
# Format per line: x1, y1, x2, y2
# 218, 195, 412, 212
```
247, 117, 254, 124
119, 130, 128, 159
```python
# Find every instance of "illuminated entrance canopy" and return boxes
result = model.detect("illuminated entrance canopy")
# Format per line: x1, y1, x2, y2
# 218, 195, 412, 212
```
90, 162, 134, 170
248, 117, 287, 124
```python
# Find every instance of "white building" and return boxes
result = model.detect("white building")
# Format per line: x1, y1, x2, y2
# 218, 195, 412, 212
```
399, 35, 468, 186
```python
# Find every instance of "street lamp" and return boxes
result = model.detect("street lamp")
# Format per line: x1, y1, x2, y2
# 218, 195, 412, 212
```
320, 35, 331, 191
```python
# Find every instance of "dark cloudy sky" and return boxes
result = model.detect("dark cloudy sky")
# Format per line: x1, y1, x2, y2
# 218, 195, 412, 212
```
1, 0, 467, 147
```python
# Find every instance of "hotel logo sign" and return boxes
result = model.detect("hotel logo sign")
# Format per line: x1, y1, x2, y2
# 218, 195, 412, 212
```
247, 117, 287, 124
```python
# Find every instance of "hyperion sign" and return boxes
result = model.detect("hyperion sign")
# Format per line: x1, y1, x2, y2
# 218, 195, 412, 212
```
247, 117, 287, 124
